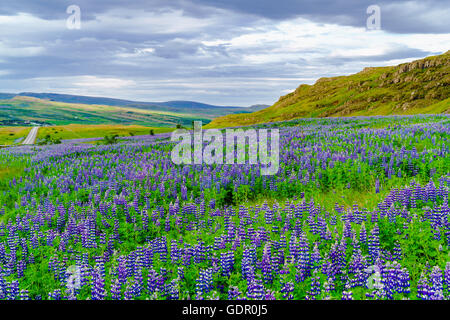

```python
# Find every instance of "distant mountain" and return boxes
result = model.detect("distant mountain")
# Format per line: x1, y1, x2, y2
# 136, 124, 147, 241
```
206, 51, 450, 128
248, 104, 271, 111
0, 93, 267, 127
0, 93, 15, 100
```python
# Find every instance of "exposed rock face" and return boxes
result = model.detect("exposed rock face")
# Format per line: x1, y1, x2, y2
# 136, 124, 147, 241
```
382, 54, 449, 86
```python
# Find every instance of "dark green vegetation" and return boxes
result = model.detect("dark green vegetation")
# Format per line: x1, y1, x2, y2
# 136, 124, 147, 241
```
37, 134, 61, 146
207, 51, 450, 128
100, 135, 119, 145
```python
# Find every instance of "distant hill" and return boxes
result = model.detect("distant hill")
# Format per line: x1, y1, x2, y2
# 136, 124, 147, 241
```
206, 51, 450, 128
0, 93, 266, 127
12, 92, 244, 110
0, 93, 15, 100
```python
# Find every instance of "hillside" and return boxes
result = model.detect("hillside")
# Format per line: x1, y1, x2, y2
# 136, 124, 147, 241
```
0, 96, 199, 127
0, 94, 265, 127
206, 51, 450, 128
11, 92, 243, 111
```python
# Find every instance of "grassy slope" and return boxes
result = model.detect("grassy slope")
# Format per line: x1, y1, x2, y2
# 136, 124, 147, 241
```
37, 124, 174, 141
0, 126, 31, 145
206, 51, 450, 128
0, 96, 207, 127
0, 96, 264, 128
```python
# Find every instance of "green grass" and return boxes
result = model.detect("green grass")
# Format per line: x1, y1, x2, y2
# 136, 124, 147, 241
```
0, 161, 27, 195
0, 126, 31, 145
0, 165, 24, 182
37, 124, 174, 141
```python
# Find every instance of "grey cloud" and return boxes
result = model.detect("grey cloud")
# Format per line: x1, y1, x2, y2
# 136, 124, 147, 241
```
153, 41, 201, 59
195, 0, 450, 34
319, 46, 437, 66
0, 0, 448, 106
1, 0, 449, 34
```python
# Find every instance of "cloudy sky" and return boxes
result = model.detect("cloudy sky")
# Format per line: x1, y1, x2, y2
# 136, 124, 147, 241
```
0, 0, 449, 106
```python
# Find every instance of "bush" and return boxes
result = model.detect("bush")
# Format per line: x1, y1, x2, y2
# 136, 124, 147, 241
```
37, 134, 61, 146
102, 134, 119, 145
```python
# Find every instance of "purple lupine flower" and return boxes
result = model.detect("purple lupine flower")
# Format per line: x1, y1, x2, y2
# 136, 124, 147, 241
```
91, 270, 106, 300
147, 269, 158, 294
263, 289, 276, 300
220, 251, 234, 277
124, 281, 136, 300
310, 243, 322, 270
396, 267, 411, 294
166, 279, 179, 300
323, 276, 335, 296
280, 281, 294, 300
306, 271, 321, 300
393, 242, 402, 261
195, 268, 213, 298
444, 262, 450, 298
247, 278, 265, 300
261, 246, 273, 284
417, 272, 431, 300
20, 289, 29, 300
295, 232, 310, 282
111, 280, 122, 300
48, 289, 62, 300
228, 286, 241, 300
429, 266, 444, 300
342, 285, 353, 300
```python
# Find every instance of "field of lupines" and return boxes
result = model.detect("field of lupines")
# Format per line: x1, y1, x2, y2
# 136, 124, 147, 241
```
0, 114, 449, 300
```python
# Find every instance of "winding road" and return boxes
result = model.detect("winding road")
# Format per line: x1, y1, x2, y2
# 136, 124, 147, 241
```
22, 127, 39, 145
